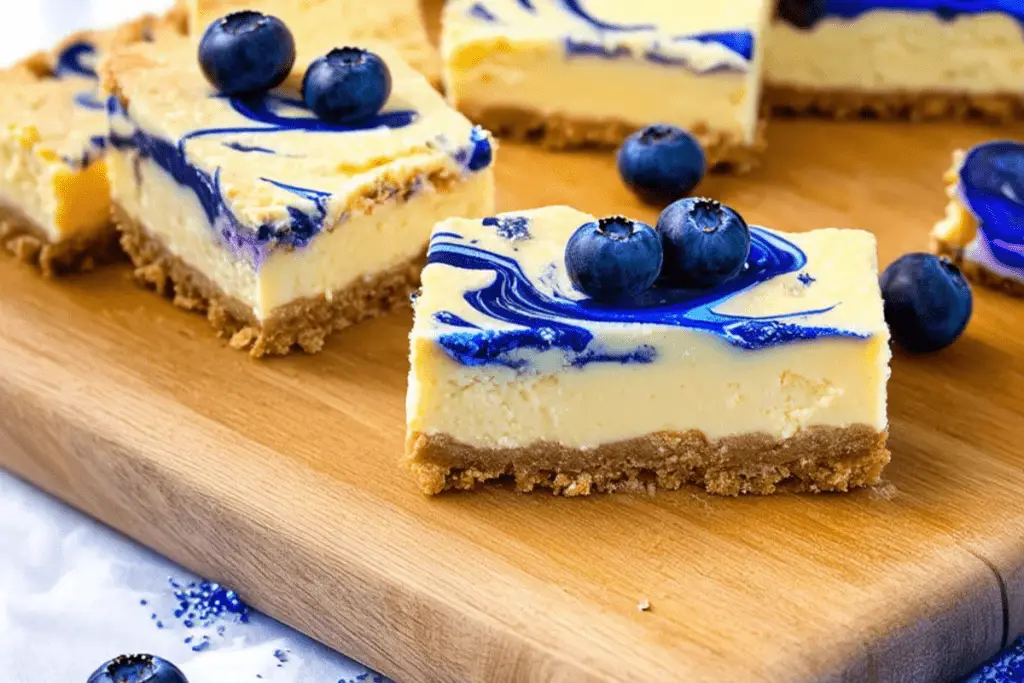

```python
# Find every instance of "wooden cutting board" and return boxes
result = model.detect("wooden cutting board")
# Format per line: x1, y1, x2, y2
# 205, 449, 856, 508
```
3, 119, 1024, 683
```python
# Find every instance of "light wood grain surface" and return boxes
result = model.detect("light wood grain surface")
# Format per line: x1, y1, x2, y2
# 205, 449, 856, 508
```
3, 117, 1024, 683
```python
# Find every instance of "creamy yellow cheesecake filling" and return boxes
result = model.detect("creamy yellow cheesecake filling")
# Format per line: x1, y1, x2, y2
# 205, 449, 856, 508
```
103, 37, 495, 322
408, 206, 890, 450
0, 62, 109, 242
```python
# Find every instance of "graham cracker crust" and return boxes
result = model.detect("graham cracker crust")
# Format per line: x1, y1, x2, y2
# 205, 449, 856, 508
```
114, 202, 423, 357
765, 86, 1024, 122
931, 235, 1024, 299
406, 425, 890, 497
460, 105, 766, 173
0, 202, 120, 277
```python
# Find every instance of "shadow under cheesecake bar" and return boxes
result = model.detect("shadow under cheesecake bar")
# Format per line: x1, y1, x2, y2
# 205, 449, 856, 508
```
102, 37, 495, 356
406, 206, 891, 496
765, 1, 1024, 121
441, 0, 768, 170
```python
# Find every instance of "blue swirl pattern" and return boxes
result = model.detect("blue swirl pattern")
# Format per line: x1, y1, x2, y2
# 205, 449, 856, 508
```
958, 140, 1024, 271
428, 227, 867, 369
465, 0, 755, 71
109, 93, 492, 269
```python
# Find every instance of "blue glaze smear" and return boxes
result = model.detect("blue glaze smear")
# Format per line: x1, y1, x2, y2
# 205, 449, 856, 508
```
959, 140, 1024, 271
180, 94, 417, 147
54, 42, 97, 79
483, 215, 531, 240
428, 228, 868, 368
73, 91, 105, 110
478, 1, 754, 68
822, 0, 1024, 22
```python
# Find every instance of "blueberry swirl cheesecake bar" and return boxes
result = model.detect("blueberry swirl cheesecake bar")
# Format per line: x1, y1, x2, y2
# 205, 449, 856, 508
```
767, 0, 1024, 120
0, 11, 186, 275
188, 0, 441, 86
406, 201, 891, 496
441, 0, 769, 169
101, 15, 495, 357
931, 141, 1024, 297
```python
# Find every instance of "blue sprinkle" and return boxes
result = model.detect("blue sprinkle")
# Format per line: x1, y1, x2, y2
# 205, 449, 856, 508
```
150, 613, 157, 620
156, 621, 164, 629
184, 636, 193, 644
139, 599, 148, 606
798, 272, 816, 286
273, 649, 288, 663
482, 215, 530, 241
184, 619, 195, 628
191, 641, 211, 653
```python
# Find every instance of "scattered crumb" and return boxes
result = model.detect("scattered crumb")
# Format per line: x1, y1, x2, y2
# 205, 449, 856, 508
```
868, 481, 899, 501
637, 599, 651, 613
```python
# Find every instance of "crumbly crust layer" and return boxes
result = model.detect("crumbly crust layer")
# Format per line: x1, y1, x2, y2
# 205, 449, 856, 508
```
114, 203, 423, 357
459, 105, 765, 172
0, 202, 120, 277
765, 86, 1024, 122
406, 425, 890, 496
931, 235, 1024, 298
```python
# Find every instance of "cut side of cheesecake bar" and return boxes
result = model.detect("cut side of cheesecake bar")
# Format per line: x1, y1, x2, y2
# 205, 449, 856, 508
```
0, 11, 187, 275
102, 37, 495, 357
188, 0, 441, 86
442, 0, 769, 169
406, 206, 891, 496
931, 141, 1024, 297
766, 1, 1024, 120
0, 76, 115, 275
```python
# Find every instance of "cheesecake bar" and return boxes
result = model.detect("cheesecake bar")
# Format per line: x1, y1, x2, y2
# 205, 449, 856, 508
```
101, 37, 495, 357
442, 0, 769, 168
931, 141, 1024, 297
406, 206, 891, 496
0, 14, 185, 275
188, 0, 441, 86
766, 1, 1024, 120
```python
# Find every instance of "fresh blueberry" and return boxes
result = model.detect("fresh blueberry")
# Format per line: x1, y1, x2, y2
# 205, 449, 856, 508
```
87, 654, 188, 683
656, 197, 750, 289
777, 0, 827, 29
880, 254, 972, 353
617, 124, 706, 205
302, 48, 392, 124
198, 11, 295, 96
565, 216, 663, 301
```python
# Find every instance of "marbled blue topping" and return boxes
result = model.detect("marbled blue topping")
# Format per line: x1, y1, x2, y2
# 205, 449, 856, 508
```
780, 0, 1024, 28
483, 215, 531, 240
108, 93, 492, 269
54, 41, 98, 79
466, 0, 755, 72
958, 140, 1024, 271
50, 42, 107, 169
428, 226, 867, 369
